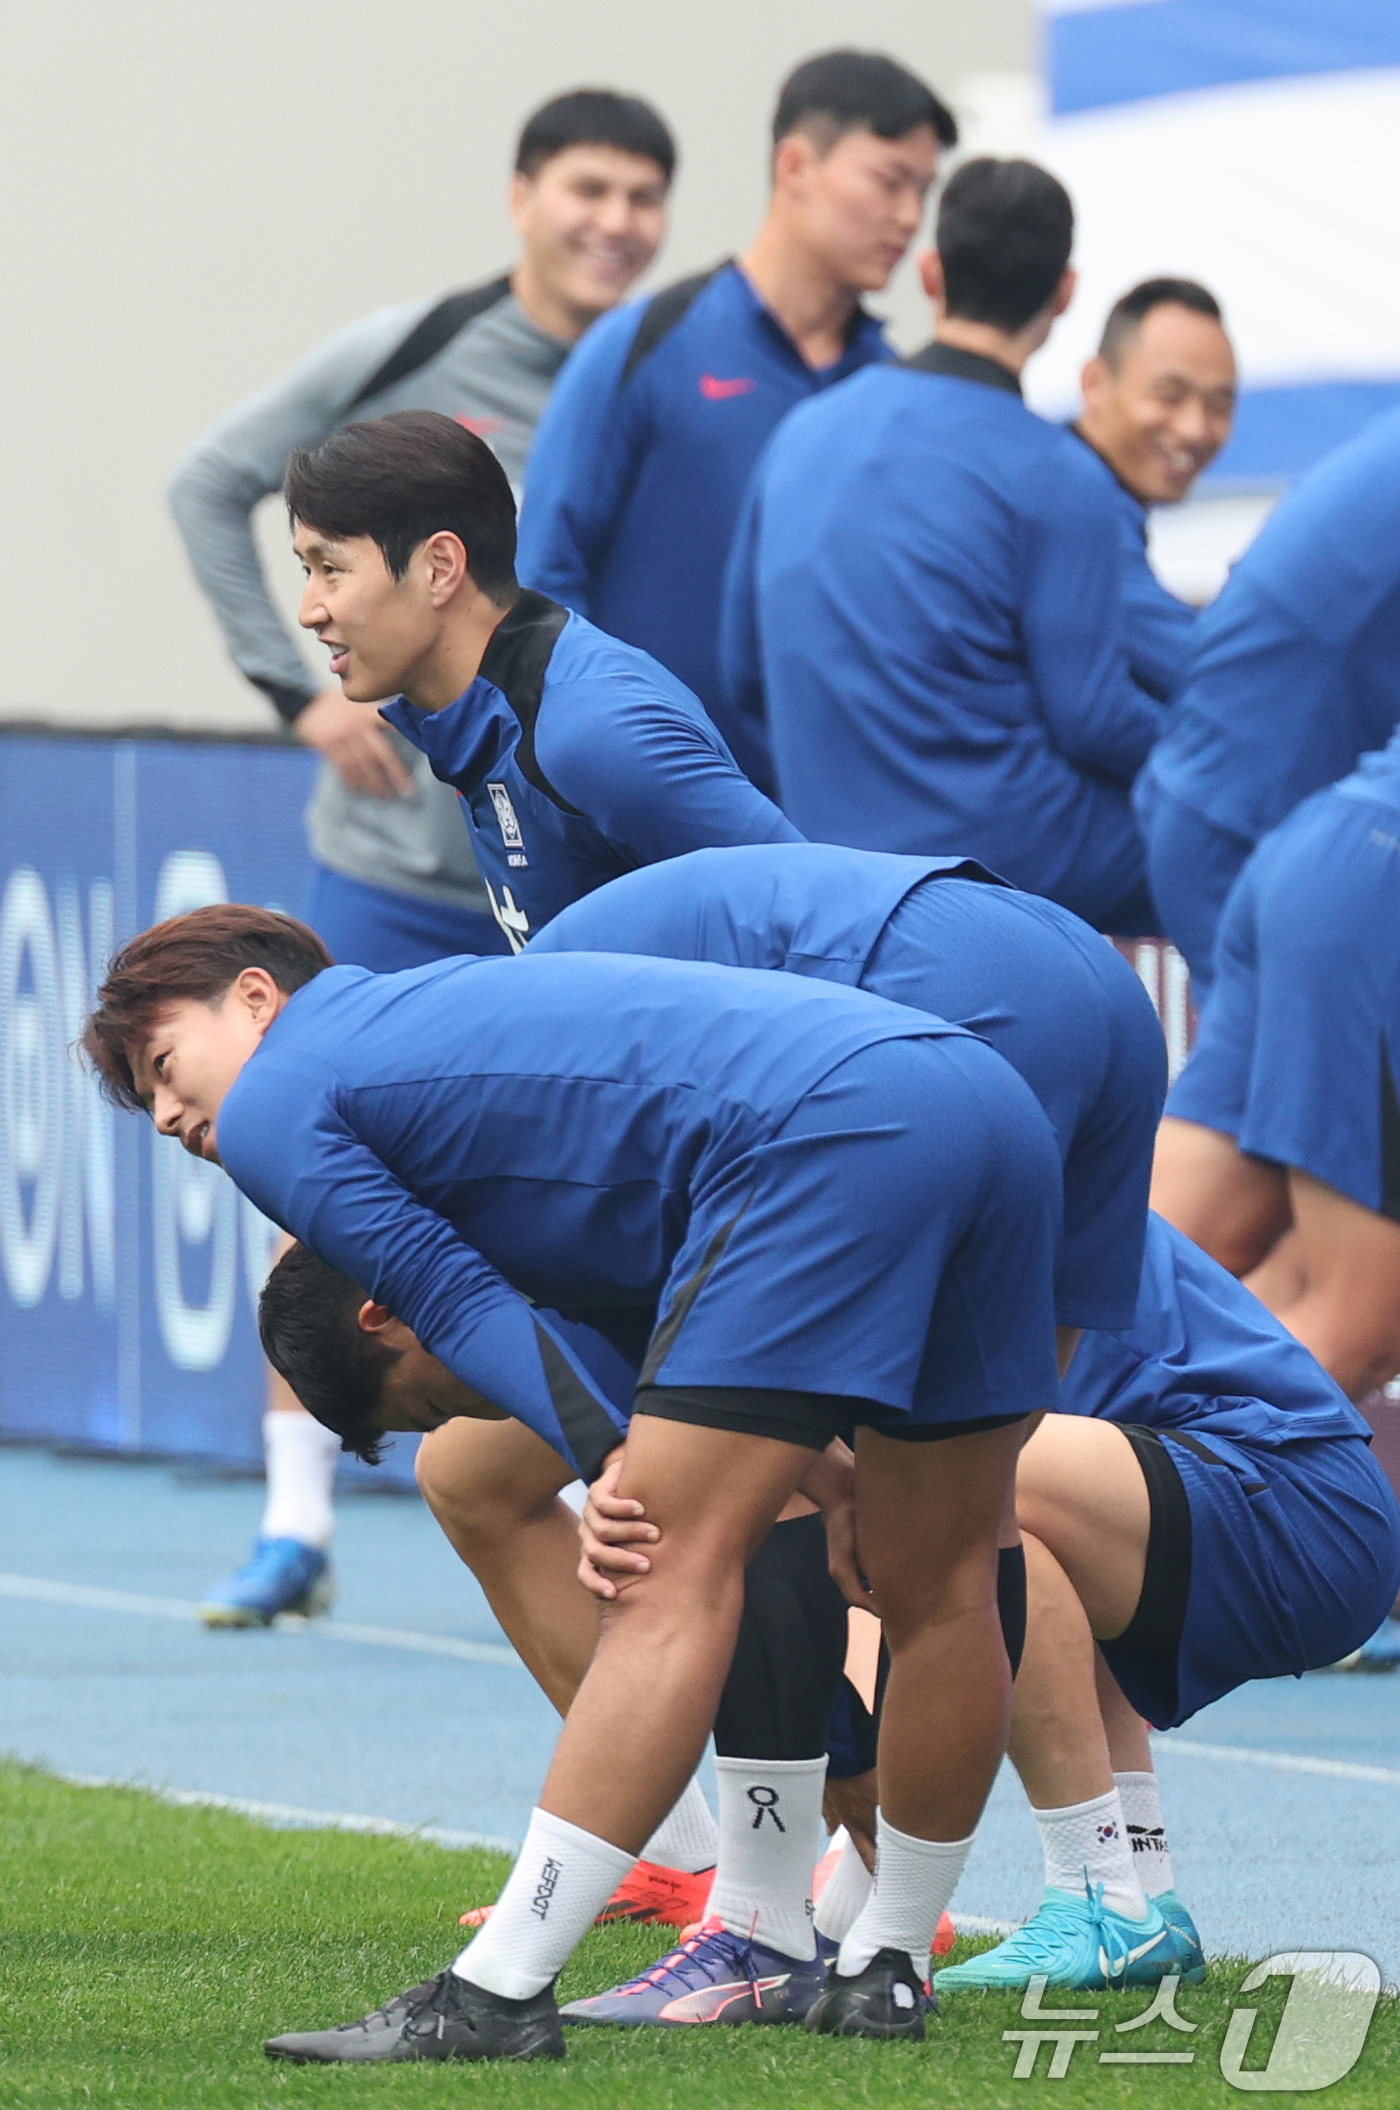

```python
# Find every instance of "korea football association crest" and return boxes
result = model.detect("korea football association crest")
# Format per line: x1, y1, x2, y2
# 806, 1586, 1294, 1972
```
486, 781, 528, 867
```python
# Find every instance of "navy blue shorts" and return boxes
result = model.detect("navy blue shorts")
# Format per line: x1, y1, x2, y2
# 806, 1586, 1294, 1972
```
1136, 776, 1254, 1003
304, 863, 508, 972
1166, 786, 1400, 1216
640, 1033, 1063, 1435
861, 879, 1165, 1331
1101, 1427, 1400, 1728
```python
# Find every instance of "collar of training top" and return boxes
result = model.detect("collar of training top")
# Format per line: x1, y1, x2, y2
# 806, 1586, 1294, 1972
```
1065, 418, 1148, 515
903, 341, 1023, 396
475, 589, 583, 814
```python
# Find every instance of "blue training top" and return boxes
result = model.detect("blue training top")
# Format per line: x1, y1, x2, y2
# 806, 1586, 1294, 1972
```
216, 953, 966, 1478
380, 591, 799, 950
530, 842, 1166, 1331
1066, 428, 1195, 703
722, 346, 1167, 930
528, 842, 999, 986
515, 261, 888, 724
1062, 1213, 1369, 1449
1142, 403, 1400, 847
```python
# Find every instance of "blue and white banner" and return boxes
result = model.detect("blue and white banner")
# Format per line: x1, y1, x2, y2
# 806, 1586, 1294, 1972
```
1029, 1, 1400, 483
0, 736, 424, 1481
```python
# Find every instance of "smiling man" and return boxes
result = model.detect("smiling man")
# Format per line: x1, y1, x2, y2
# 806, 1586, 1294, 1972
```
169, 86, 675, 1629
516, 50, 955, 780
1072, 279, 1237, 701
289, 410, 799, 953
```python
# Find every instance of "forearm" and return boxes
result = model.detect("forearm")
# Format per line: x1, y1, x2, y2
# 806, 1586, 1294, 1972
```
1251, 1282, 1400, 1402
170, 447, 315, 715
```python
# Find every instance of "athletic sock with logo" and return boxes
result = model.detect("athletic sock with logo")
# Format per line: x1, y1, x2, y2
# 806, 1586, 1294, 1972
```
1115, 1770, 1176, 1897
640, 1776, 719, 1875
259, 1410, 339, 1549
1035, 1788, 1147, 1919
706, 1755, 825, 1958
812, 1831, 874, 1944
453, 1808, 634, 2000
837, 1815, 974, 1980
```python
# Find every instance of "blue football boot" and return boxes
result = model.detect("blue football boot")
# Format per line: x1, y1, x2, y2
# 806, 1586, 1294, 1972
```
199, 1536, 333, 1627
561, 1917, 826, 2026
934, 1882, 1192, 1992
1151, 1890, 1207, 1982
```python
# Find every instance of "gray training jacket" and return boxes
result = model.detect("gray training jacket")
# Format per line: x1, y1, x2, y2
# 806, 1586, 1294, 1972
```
170, 282, 571, 909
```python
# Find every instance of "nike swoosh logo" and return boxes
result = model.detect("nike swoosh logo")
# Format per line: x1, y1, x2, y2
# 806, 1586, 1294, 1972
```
699, 374, 757, 400
1101, 1928, 1170, 1977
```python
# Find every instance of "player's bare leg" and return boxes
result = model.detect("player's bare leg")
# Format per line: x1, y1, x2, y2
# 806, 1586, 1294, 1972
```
416, 1415, 718, 1923
937, 1415, 1200, 1990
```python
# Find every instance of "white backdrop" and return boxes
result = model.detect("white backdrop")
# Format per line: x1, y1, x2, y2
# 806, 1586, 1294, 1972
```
0, 2, 1029, 734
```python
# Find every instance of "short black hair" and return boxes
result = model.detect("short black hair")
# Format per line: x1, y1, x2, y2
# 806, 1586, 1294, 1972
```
285, 410, 518, 604
1098, 277, 1225, 366
258, 1245, 400, 1466
515, 88, 676, 183
773, 49, 957, 152
936, 158, 1074, 333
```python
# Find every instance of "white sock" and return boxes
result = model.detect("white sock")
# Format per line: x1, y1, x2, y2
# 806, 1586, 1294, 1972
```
259, 1410, 339, 1549
837, 1813, 974, 1979
1115, 1770, 1176, 1896
453, 1808, 635, 2000
640, 1776, 717, 1875
813, 1832, 874, 1944
1035, 1788, 1146, 1919
706, 1756, 826, 1959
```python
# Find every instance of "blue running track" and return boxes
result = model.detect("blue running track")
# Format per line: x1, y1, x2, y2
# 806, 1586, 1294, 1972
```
3, 1444, 1396, 1977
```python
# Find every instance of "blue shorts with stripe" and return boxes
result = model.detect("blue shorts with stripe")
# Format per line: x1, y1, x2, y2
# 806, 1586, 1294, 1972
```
1102, 1428, 1400, 1728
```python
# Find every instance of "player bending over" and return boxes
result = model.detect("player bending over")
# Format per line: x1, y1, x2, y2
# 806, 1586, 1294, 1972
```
248, 839, 1165, 2024
581, 1213, 1400, 1999
83, 905, 1063, 2059
1153, 726, 1400, 1667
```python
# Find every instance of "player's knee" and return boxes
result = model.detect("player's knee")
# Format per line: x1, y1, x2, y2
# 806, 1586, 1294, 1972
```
872, 1544, 999, 1651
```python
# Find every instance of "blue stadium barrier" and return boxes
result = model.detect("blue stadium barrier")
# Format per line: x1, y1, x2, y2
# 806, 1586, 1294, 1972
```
0, 731, 416, 1488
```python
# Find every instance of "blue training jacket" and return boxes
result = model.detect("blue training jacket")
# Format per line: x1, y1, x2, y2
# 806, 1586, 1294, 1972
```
721, 345, 1168, 931
1141, 403, 1400, 847
216, 953, 958, 1478
380, 591, 799, 950
1067, 427, 1195, 703
515, 261, 888, 730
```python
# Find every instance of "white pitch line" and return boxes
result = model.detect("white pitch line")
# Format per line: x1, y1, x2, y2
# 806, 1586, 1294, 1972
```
53, 1763, 1010, 1936
53, 1770, 517, 1854
1154, 1735, 1400, 1789
0, 1569, 519, 1668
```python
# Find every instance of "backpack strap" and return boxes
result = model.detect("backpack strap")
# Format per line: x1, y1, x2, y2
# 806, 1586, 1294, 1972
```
620, 262, 729, 384
347, 275, 514, 408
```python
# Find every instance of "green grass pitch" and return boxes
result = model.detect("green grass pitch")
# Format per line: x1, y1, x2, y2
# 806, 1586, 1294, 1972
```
1, 1760, 1396, 2108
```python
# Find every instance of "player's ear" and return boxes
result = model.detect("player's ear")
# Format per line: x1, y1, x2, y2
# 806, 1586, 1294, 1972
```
1052, 265, 1078, 319
421, 530, 469, 606
919, 248, 944, 306
356, 1299, 396, 1337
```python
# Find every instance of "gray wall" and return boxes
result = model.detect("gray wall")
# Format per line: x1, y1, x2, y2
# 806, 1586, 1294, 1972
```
0, 2, 1032, 733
